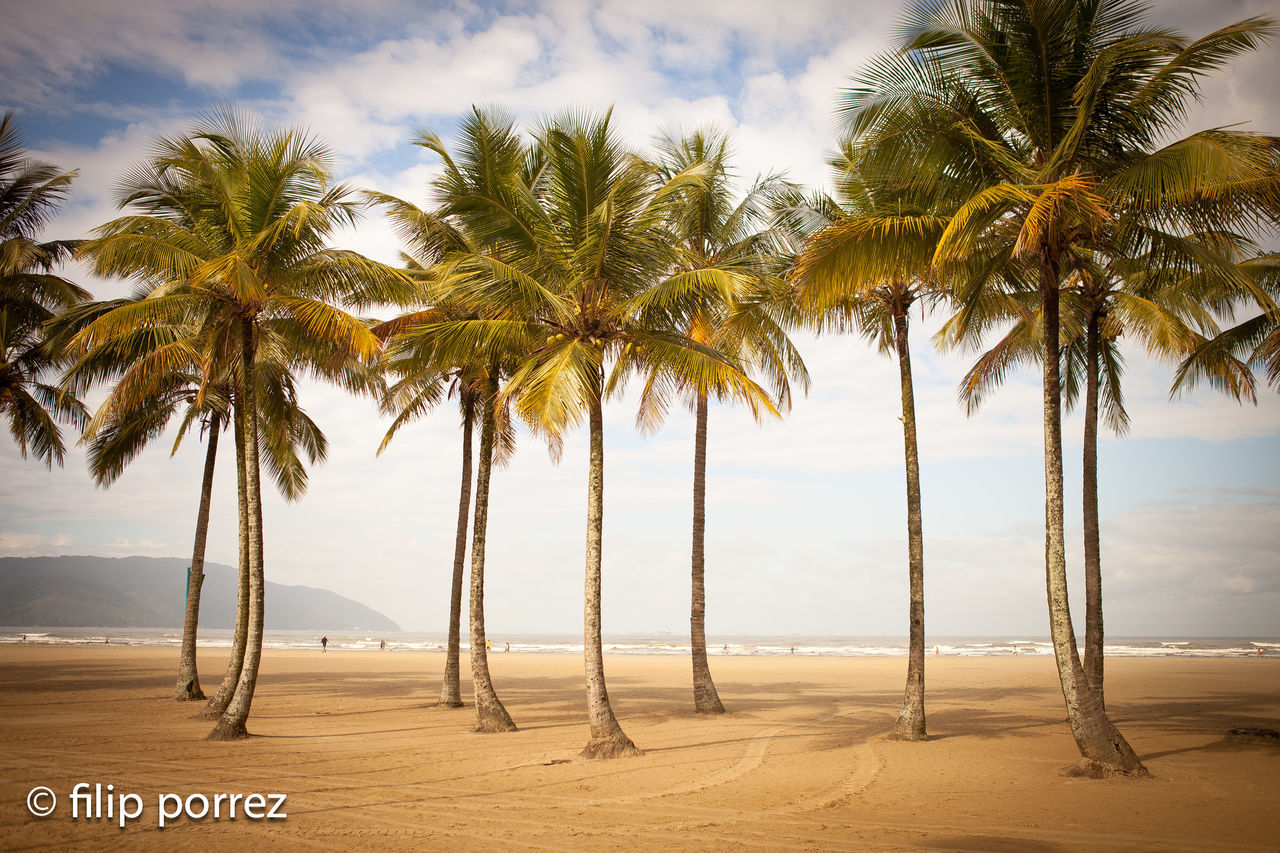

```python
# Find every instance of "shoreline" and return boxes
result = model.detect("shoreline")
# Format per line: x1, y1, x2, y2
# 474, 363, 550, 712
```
3, 628, 1275, 659
2, 646, 1277, 850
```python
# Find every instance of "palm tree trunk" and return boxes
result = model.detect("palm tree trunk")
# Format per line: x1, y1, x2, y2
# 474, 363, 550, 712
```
209, 319, 265, 741
582, 386, 640, 759
1040, 267, 1144, 776
891, 309, 927, 741
198, 399, 249, 720
438, 395, 474, 709
690, 391, 725, 715
469, 374, 516, 732
173, 413, 219, 701
1083, 313, 1105, 710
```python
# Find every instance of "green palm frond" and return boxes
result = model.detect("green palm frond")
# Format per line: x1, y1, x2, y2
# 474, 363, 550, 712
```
85, 393, 186, 486
1172, 311, 1277, 401
71, 108, 388, 494
1, 112, 87, 467
846, 0, 1279, 416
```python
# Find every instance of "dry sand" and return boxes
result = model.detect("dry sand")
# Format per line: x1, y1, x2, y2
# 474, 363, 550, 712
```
1, 646, 1277, 851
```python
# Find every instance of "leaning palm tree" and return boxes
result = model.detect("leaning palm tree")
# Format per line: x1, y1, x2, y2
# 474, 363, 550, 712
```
790, 144, 954, 742
75, 107, 408, 739
459, 361, 519, 731
422, 109, 777, 758
57, 294, 256, 716
642, 127, 807, 715
0, 111, 88, 465
845, 0, 1278, 774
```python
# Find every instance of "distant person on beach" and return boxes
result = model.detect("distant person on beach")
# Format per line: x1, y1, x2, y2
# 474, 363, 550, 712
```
723, 643, 729, 655
321, 636, 328, 653
505, 642, 510, 652
380, 640, 386, 651
1258, 648, 1264, 657
790, 646, 795, 655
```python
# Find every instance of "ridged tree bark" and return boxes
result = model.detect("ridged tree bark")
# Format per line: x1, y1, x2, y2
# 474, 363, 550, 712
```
1040, 262, 1144, 776
174, 413, 219, 701
469, 374, 516, 732
438, 394, 474, 709
198, 397, 249, 720
690, 391, 725, 714
582, 383, 640, 758
1083, 311, 1105, 710
209, 319, 266, 741
891, 307, 927, 741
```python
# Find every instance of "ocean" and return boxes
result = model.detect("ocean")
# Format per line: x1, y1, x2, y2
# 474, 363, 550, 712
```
1, 628, 1275, 658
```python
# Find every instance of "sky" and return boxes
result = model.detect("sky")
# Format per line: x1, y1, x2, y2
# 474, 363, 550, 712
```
1, 0, 1277, 638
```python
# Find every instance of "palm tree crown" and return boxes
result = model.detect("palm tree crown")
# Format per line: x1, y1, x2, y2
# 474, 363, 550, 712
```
74, 107, 409, 740
0, 111, 88, 467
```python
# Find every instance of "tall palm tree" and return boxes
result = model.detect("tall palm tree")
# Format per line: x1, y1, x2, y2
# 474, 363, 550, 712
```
63, 311, 233, 704
376, 297, 519, 729
844, 0, 1278, 774
642, 127, 807, 715
790, 145, 954, 741
0, 112, 88, 465
382, 302, 522, 735
368, 110, 527, 724
946, 228, 1240, 708
421, 109, 776, 758
374, 302, 475, 710
75, 107, 407, 739
59, 303, 331, 702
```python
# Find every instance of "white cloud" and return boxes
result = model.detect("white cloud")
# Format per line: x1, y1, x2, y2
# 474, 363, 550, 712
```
0, 533, 73, 556
99, 538, 170, 553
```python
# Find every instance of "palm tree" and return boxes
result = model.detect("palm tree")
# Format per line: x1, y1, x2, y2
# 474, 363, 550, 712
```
66, 312, 232, 704
374, 300, 474, 709
382, 309, 521, 734
76, 107, 407, 739
376, 296, 518, 729
59, 302, 331, 702
421, 109, 776, 758
0, 112, 88, 465
946, 228, 1242, 708
843, 0, 1278, 774
642, 127, 807, 715
789, 144, 953, 741
368, 110, 527, 724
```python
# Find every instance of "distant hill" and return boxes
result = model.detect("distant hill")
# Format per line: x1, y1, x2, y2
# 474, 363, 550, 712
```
0, 556, 400, 631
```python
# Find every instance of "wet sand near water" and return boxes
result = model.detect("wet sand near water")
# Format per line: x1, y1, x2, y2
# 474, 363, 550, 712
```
1, 646, 1277, 850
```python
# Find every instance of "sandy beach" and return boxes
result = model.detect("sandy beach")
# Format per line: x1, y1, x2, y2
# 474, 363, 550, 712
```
1, 646, 1277, 851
